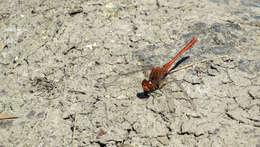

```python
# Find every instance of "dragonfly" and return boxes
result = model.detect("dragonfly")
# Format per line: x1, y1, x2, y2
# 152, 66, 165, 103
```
102, 38, 198, 98
142, 38, 198, 94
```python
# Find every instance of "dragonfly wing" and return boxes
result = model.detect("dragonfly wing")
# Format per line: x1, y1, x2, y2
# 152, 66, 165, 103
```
103, 67, 151, 89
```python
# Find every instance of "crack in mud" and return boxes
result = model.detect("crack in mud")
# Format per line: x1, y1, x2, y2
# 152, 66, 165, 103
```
178, 123, 204, 137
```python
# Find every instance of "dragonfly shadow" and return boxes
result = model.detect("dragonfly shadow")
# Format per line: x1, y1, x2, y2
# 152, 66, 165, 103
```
169, 56, 190, 72
137, 92, 150, 99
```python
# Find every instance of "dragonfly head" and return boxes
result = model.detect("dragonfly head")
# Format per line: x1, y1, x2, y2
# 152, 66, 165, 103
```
142, 79, 153, 92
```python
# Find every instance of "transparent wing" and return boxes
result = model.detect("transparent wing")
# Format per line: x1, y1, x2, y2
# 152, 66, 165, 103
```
101, 63, 154, 93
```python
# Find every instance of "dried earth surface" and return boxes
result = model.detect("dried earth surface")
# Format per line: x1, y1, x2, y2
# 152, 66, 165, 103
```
0, 0, 260, 146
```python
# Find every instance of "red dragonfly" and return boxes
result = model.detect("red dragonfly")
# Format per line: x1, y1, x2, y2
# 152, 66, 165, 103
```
142, 38, 198, 93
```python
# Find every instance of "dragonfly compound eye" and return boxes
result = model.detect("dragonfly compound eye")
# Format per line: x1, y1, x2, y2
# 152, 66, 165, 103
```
142, 80, 151, 92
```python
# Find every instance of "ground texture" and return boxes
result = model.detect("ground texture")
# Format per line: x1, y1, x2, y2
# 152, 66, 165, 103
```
0, 0, 260, 146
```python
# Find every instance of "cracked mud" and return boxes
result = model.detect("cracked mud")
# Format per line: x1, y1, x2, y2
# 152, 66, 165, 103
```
0, 0, 260, 146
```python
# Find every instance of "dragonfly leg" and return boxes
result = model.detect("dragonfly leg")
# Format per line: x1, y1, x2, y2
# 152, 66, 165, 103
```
158, 81, 167, 89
